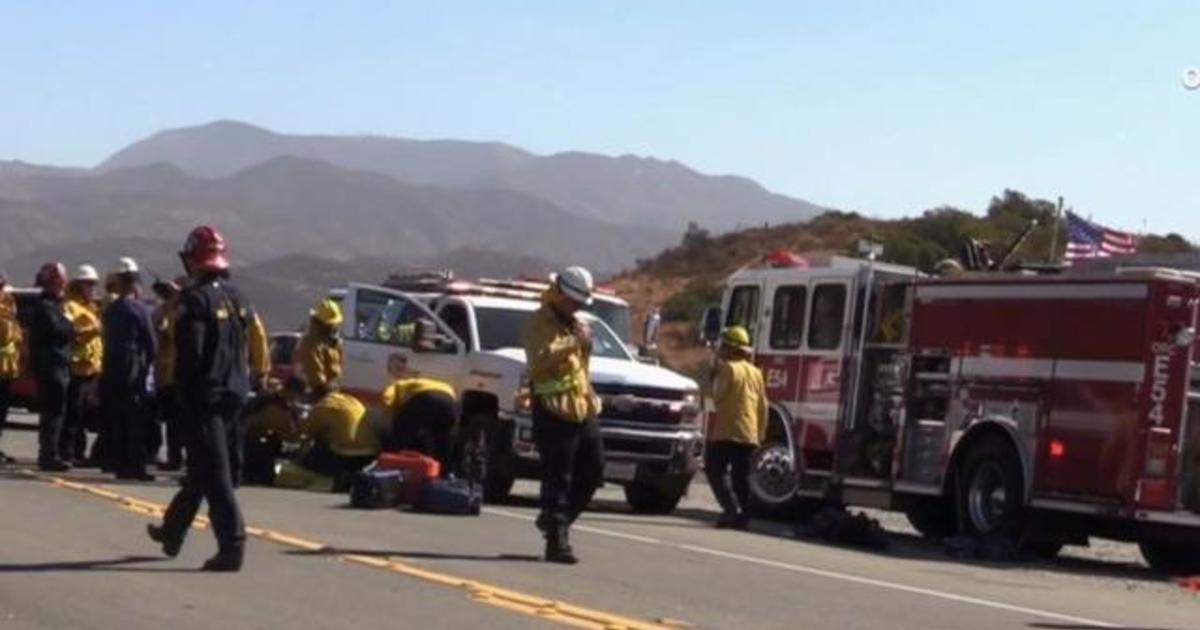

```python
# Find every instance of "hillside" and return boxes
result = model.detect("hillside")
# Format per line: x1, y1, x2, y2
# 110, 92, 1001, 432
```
95, 120, 824, 231
613, 190, 1197, 375
0, 157, 667, 273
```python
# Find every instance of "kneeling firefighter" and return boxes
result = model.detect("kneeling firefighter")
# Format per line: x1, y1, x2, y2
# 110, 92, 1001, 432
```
521, 266, 605, 565
381, 352, 457, 472
297, 391, 380, 485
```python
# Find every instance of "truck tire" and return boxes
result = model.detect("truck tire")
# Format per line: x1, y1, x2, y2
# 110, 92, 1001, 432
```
904, 499, 957, 540
747, 440, 801, 517
464, 413, 516, 503
1139, 541, 1200, 575
955, 437, 1025, 541
624, 481, 686, 515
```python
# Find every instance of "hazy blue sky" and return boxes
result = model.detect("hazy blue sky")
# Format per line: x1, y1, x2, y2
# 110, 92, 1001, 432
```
2, 2, 1197, 236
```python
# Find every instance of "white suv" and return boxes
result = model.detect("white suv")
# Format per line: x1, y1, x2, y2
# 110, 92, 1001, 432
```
338, 282, 703, 513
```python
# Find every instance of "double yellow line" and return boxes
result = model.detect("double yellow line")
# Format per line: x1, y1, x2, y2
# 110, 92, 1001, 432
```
36, 472, 685, 630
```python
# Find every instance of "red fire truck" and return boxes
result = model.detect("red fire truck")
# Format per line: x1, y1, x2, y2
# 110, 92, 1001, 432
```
705, 253, 1200, 572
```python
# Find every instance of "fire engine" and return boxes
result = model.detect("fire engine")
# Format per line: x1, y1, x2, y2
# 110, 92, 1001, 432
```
706, 251, 1200, 573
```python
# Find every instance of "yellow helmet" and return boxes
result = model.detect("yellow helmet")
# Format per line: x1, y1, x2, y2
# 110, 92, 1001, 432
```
720, 325, 752, 349
310, 298, 343, 328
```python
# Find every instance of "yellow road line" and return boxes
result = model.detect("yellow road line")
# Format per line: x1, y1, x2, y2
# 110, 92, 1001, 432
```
36, 471, 677, 630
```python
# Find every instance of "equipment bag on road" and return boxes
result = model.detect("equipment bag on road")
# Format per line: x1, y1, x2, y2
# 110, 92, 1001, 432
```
376, 450, 441, 503
350, 468, 407, 509
418, 476, 482, 516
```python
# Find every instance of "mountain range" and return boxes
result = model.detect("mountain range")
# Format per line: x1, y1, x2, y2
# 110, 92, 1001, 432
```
0, 120, 826, 325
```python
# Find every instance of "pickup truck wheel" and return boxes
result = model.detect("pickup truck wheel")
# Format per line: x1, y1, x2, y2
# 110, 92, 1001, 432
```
463, 413, 516, 502
624, 482, 685, 515
1139, 541, 1200, 574
956, 437, 1025, 542
747, 441, 800, 517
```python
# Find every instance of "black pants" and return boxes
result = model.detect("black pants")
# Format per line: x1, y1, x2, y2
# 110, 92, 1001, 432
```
392, 392, 458, 470
161, 400, 246, 552
227, 410, 246, 488
37, 373, 68, 466
108, 387, 151, 477
532, 405, 605, 532
158, 387, 184, 466
62, 375, 95, 461
704, 441, 755, 517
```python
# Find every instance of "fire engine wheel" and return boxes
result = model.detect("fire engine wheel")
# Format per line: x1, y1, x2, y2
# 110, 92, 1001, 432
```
1139, 541, 1200, 575
747, 441, 800, 516
956, 438, 1025, 540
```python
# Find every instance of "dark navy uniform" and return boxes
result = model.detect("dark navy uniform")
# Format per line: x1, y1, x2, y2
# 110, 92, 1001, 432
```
28, 292, 75, 469
158, 277, 251, 557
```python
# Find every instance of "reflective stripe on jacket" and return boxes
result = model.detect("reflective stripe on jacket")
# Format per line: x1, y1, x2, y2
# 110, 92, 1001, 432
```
520, 290, 600, 423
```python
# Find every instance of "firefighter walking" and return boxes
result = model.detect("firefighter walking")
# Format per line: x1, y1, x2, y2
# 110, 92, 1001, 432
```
521, 266, 605, 565
705, 326, 768, 530
148, 226, 252, 572
0, 272, 20, 464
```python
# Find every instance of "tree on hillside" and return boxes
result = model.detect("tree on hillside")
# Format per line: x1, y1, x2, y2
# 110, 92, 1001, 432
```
1139, 233, 1197, 254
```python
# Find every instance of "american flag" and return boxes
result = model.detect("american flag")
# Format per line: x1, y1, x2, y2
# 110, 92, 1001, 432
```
1064, 211, 1138, 262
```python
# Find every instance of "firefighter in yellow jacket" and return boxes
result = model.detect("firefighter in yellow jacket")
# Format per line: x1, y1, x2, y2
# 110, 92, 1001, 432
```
381, 353, 457, 469
62, 265, 103, 464
705, 326, 768, 529
0, 272, 21, 463
521, 266, 604, 565
295, 298, 343, 398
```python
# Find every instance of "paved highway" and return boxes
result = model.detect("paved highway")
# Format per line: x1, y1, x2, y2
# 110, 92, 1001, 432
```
0, 416, 1196, 629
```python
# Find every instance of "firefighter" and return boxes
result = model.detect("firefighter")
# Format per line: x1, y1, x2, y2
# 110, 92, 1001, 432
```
242, 377, 304, 485
705, 325, 768, 529
231, 304, 271, 486
148, 226, 252, 572
381, 353, 457, 470
295, 298, 344, 398
0, 272, 21, 464
296, 390, 380, 484
29, 262, 75, 471
101, 257, 157, 480
62, 264, 103, 465
521, 266, 605, 565
151, 277, 184, 470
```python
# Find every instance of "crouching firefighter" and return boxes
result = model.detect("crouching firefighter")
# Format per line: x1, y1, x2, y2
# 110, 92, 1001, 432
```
705, 326, 768, 529
521, 266, 605, 565
148, 226, 252, 572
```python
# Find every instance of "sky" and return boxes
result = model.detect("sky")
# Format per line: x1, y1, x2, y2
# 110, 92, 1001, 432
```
2, 1, 1198, 237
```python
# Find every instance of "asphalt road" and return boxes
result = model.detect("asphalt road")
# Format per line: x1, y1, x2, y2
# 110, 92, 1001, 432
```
1, 415, 1197, 630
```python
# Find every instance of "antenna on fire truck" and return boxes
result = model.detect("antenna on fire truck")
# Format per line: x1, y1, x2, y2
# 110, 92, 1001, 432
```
846, 240, 884, 431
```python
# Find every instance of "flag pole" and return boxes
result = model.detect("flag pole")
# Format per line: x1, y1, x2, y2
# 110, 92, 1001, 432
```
1048, 196, 1064, 264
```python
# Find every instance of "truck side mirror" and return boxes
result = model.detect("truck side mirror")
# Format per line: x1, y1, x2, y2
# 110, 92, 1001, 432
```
700, 306, 722, 345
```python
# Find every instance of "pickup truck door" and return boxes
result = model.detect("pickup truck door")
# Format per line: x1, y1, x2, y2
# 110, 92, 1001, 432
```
340, 283, 466, 402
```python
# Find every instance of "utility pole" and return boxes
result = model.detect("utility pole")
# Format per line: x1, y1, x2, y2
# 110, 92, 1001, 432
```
1048, 196, 1064, 264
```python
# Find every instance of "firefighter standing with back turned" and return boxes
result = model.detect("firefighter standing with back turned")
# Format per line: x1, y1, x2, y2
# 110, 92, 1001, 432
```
148, 226, 252, 572
705, 325, 768, 529
522, 266, 605, 565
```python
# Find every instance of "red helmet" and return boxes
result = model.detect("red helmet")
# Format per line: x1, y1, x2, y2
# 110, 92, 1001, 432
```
35, 262, 67, 290
181, 225, 229, 273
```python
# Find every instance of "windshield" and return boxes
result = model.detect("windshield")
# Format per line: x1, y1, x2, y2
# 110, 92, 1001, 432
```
586, 300, 633, 344
474, 306, 631, 360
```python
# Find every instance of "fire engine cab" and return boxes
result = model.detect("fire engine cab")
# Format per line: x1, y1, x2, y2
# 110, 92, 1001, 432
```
708, 252, 1200, 572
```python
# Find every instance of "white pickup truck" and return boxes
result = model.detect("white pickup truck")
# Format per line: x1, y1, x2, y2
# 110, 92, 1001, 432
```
336, 282, 704, 513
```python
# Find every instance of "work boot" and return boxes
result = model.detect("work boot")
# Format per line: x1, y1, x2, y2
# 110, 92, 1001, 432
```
146, 524, 182, 558
544, 527, 578, 565
201, 546, 244, 572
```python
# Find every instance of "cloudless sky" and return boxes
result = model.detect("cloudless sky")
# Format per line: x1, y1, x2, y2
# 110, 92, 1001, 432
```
2, 1, 1198, 237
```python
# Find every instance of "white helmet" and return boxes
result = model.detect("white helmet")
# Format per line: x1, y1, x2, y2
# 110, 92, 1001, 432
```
117, 257, 140, 274
555, 266, 595, 306
75, 264, 100, 282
